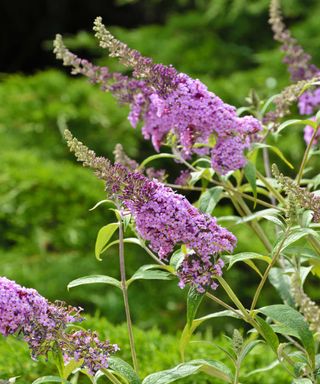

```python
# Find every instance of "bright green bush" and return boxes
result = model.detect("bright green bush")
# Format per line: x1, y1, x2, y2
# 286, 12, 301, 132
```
0, 70, 141, 159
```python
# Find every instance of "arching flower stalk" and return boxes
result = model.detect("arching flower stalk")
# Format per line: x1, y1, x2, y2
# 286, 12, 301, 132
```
54, 19, 262, 175
65, 130, 237, 292
0, 277, 119, 375
272, 164, 320, 223
269, 0, 320, 140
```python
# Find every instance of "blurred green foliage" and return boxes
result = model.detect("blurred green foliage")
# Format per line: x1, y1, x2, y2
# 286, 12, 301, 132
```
0, 315, 290, 383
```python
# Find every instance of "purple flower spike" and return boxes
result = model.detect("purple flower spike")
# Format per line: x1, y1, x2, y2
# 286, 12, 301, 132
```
0, 277, 118, 374
55, 21, 262, 174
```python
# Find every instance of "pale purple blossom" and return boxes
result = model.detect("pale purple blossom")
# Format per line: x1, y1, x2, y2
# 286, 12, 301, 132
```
0, 277, 118, 373
55, 27, 262, 175
123, 176, 236, 292
298, 88, 320, 116
175, 170, 191, 186
65, 132, 237, 292
303, 119, 320, 146
63, 330, 120, 375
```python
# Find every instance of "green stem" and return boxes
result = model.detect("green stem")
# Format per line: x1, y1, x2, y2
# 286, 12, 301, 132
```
262, 147, 277, 206
118, 217, 139, 373
250, 228, 290, 312
216, 276, 249, 321
205, 292, 243, 318
101, 368, 123, 384
225, 184, 273, 253
256, 170, 286, 205
308, 235, 320, 256
296, 125, 319, 184
233, 362, 240, 384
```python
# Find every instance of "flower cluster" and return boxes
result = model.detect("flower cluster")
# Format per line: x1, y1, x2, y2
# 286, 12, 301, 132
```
55, 19, 262, 175
291, 274, 320, 339
269, 0, 319, 82
272, 164, 320, 223
269, 0, 320, 143
63, 330, 120, 375
113, 143, 167, 182
174, 170, 191, 186
0, 277, 118, 374
263, 78, 317, 124
65, 131, 237, 292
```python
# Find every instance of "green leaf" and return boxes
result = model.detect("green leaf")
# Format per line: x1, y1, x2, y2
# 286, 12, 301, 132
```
193, 310, 242, 329
276, 228, 318, 252
107, 357, 141, 384
292, 379, 313, 384
139, 153, 177, 169
169, 248, 185, 270
259, 305, 315, 366
239, 340, 263, 363
127, 265, 173, 286
179, 287, 205, 359
62, 359, 84, 380
190, 168, 214, 185
236, 208, 280, 224
89, 199, 114, 211
198, 187, 223, 214
245, 360, 280, 376
67, 275, 121, 290
101, 237, 142, 254
253, 143, 293, 168
226, 252, 271, 270
276, 119, 317, 134
244, 162, 257, 206
142, 359, 233, 384
122, 214, 132, 232
271, 324, 299, 338
254, 315, 279, 353
95, 223, 119, 260
187, 287, 204, 328
268, 268, 295, 307
32, 377, 71, 384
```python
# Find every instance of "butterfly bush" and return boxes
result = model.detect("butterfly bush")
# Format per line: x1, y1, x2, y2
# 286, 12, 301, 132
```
0, 276, 119, 374
65, 130, 236, 292
269, 0, 320, 145
54, 18, 262, 175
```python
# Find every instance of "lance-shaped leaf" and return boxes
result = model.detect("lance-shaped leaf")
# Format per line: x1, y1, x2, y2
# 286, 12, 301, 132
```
180, 310, 241, 361
254, 315, 279, 354
268, 268, 295, 307
127, 265, 173, 287
68, 275, 121, 290
107, 357, 141, 384
179, 287, 204, 359
95, 223, 119, 260
139, 153, 177, 170
142, 359, 233, 384
32, 377, 71, 384
259, 305, 315, 367
226, 252, 271, 270
198, 187, 223, 214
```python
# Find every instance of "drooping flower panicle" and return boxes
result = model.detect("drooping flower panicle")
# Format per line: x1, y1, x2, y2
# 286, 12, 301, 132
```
0, 277, 118, 374
269, 0, 320, 142
65, 130, 237, 292
269, 0, 319, 82
272, 164, 320, 223
55, 19, 263, 175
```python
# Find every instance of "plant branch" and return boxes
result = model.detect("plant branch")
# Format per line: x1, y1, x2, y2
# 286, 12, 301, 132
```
250, 228, 290, 311
118, 215, 139, 373
296, 125, 319, 184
